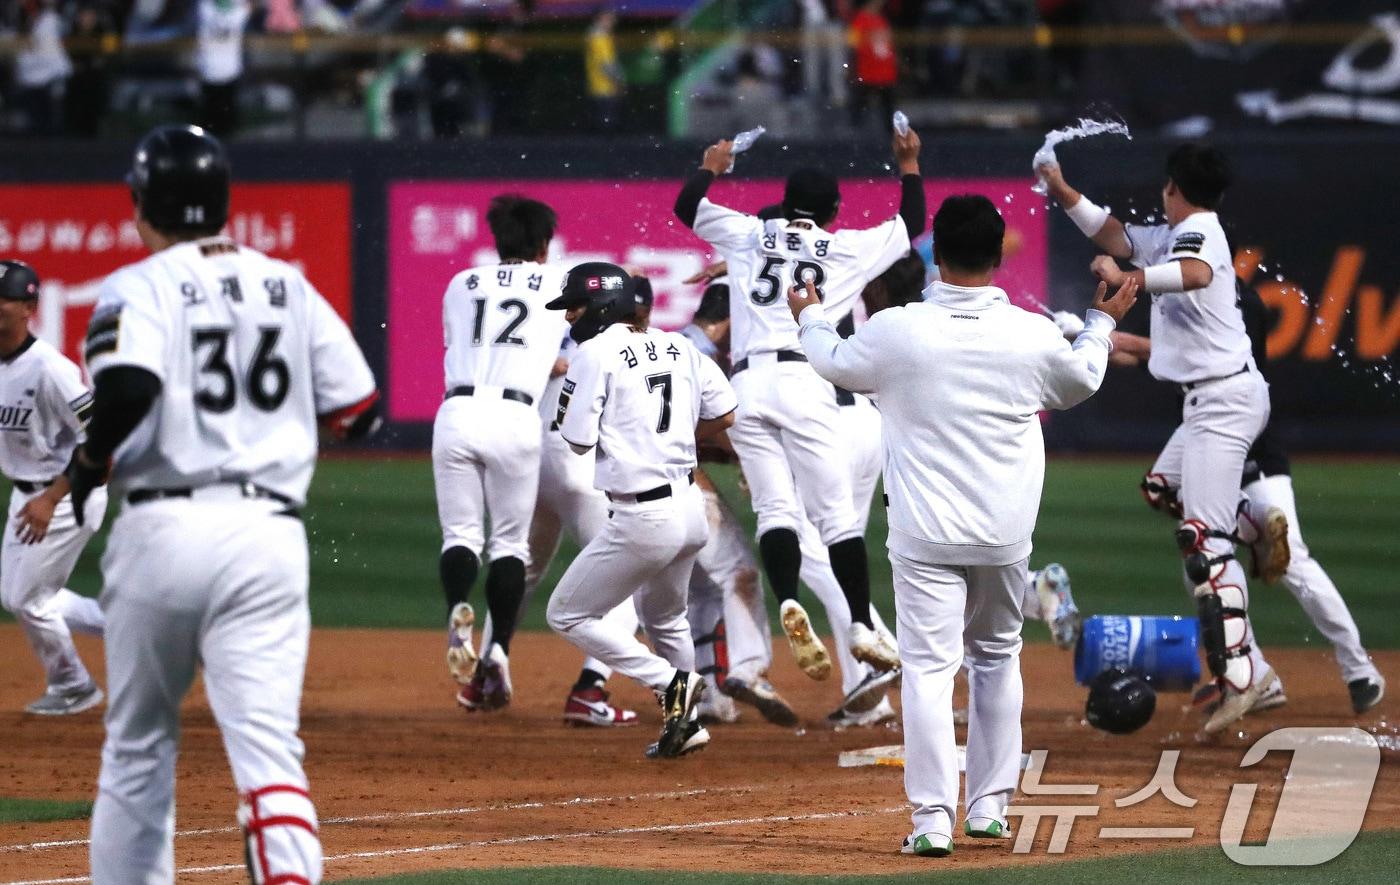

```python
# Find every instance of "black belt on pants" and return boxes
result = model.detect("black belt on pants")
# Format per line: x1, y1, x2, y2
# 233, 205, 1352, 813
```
606, 471, 696, 504
12, 478, 55, 494
128, 482, 300, 518
730, 350, 807, 375
445, 384, 534, 407
1180, 364, 1249, 391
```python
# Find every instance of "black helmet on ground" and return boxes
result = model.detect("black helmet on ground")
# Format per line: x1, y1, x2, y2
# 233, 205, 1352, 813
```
128, 124, 231, 236
547, 261, 647, 344
1085, 667, 1156, 735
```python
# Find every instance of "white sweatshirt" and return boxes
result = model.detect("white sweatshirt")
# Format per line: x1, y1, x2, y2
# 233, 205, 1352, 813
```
798, 281, 1115, 566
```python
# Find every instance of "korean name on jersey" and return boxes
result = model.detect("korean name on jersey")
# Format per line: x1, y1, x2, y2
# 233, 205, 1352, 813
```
84, 238, 375, 504
692, 199, 910, 363
442, 262, 569, 402
555, 325, 736, 495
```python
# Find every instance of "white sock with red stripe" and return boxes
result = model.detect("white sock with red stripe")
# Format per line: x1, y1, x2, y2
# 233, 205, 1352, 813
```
238, 784, 322, 885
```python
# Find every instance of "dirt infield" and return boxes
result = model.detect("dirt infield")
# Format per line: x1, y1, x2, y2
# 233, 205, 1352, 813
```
0, 626, 1395, 883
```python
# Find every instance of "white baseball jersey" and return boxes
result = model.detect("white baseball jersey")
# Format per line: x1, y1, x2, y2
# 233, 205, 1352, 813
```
85, 236, 376, 505
1125, 211, 1251, 384
0, 337, 91, 482
443, 261, 568, 403
692, 199, 910, 362
557, 324, 736, 495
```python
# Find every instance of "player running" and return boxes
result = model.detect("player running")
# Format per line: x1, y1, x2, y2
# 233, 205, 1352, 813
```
1040, 145, 1281, 735
672, 126, 925, 681
546, 262, 737, 758
434, 195, 572, 713
0, 259, 107, 716
71, 124, 379, 885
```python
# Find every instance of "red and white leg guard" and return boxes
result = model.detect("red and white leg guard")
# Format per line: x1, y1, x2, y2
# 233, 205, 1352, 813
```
238, 784, 322, 885
1177, 519, 1254, 693
1140, 472, 1183, 519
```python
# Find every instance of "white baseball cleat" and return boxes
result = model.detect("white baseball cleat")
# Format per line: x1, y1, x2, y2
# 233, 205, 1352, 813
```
697, 688, 742, 724
1034, 563, 1082, 650
779, 600, 832, 681
1204, 666, 1277, 735
827, 695, 896, 729
850, 621, 900, 672
446, 602, 478, 686
837, 666, 902, 716
25, 682, 103, 716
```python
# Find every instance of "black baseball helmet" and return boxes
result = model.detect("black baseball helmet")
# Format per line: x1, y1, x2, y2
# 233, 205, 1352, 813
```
1085, 668, 1156, 735
0, 260, 40, 301
547, 261, 646, 344
128, 124, 231, 234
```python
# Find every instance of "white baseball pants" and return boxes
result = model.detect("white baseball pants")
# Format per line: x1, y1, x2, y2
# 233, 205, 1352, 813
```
432, 394, 541, 561
1243, 474, 1380, 685
548, 482, 707, 691
690, 478, 770, 682
895, 552, 1026, 837
1150, 370, 1272, 690
727, 360, 861, 543
482, 425, 637, 678
1, 486, 106, 695
91, 498, 320, 885
797, 394, 894, 694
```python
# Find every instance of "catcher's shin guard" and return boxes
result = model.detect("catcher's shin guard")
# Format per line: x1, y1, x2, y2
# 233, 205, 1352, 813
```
1177, 520, 1253, 692
239, 784, 321, 885
1140, 472, 1183, 518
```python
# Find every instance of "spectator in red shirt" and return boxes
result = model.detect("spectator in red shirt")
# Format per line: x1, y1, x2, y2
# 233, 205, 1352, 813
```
849, 0, 897, 129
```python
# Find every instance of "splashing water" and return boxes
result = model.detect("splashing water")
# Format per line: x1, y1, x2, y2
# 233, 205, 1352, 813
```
1031, 118, 1133, 194
726, 125, 766, 173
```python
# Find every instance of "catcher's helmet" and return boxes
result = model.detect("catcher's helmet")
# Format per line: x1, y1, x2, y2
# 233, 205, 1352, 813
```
128, 124, 231, 234
547, 261, 646, 344
0, 260, 40, 301
1085, 667, 1156, 735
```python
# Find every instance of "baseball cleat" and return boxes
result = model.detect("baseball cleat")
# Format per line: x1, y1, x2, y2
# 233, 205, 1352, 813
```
1192, 673, 1287, 716
779, 600, 832, 681
645, 720, 710, 759
1349, 675, 1386, 714
828, 695, 896, 729
721, 675, 798, 727
838, 666, 902, 716
655, 670, 706, 758
459, 643, 512, 712
901, 833, 953, 857
24, 682, 103, 716
446, 602, 478, 686
697, 688, 742, 725
850, 621, 900, 672
563, 686, 639, 727
1251, 507, 1292, 584
1203, 666, 1276, 735
964, 818, 1011, 839
1034, 563, 1082, 650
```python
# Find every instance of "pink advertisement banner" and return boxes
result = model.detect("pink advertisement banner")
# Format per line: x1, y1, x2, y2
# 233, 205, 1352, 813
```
388, 179, 1047, 421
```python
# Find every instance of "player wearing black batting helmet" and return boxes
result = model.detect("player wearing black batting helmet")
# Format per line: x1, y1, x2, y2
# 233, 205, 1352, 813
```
548, 262, 647, 344
0, 261, 41, 301
1085, 668, 1156, 735
128, 124, 231, 236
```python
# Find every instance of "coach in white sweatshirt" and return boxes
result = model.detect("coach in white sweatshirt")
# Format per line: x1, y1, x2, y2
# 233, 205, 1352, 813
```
790, 195, 1137, 856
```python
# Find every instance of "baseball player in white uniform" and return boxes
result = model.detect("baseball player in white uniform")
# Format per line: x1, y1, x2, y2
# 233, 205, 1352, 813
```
1093, 281, 1385, 715
435, 195, 573, 713
71, 124, 379, 885
673, 128, 926, 681
795, 194, 1136, 856
1040, 145, 1281, 734
0, 259, 107, 716
545, 262, 738, 758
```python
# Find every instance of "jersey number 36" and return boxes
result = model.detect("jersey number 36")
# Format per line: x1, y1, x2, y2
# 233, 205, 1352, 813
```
192, 327, 291, 414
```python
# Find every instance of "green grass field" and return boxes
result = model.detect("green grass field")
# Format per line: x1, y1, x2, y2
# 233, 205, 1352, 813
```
0, 797, 91, 825
18, 456, 1400, 650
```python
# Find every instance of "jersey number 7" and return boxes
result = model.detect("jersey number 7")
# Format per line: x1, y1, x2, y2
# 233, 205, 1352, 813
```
645, 372, 672, 433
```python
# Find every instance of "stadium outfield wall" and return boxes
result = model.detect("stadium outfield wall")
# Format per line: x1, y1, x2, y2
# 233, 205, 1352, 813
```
2, 133, 1396, 454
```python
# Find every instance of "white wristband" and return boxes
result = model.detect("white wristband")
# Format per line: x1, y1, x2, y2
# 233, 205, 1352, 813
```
1065, 197, 1109, 237
1142, 261, 1186, 293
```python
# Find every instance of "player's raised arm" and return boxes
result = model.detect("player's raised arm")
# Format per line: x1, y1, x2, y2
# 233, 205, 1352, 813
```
673, 139, 734, 228
1037, 161, 1132, 259
892, 126, 926, 240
